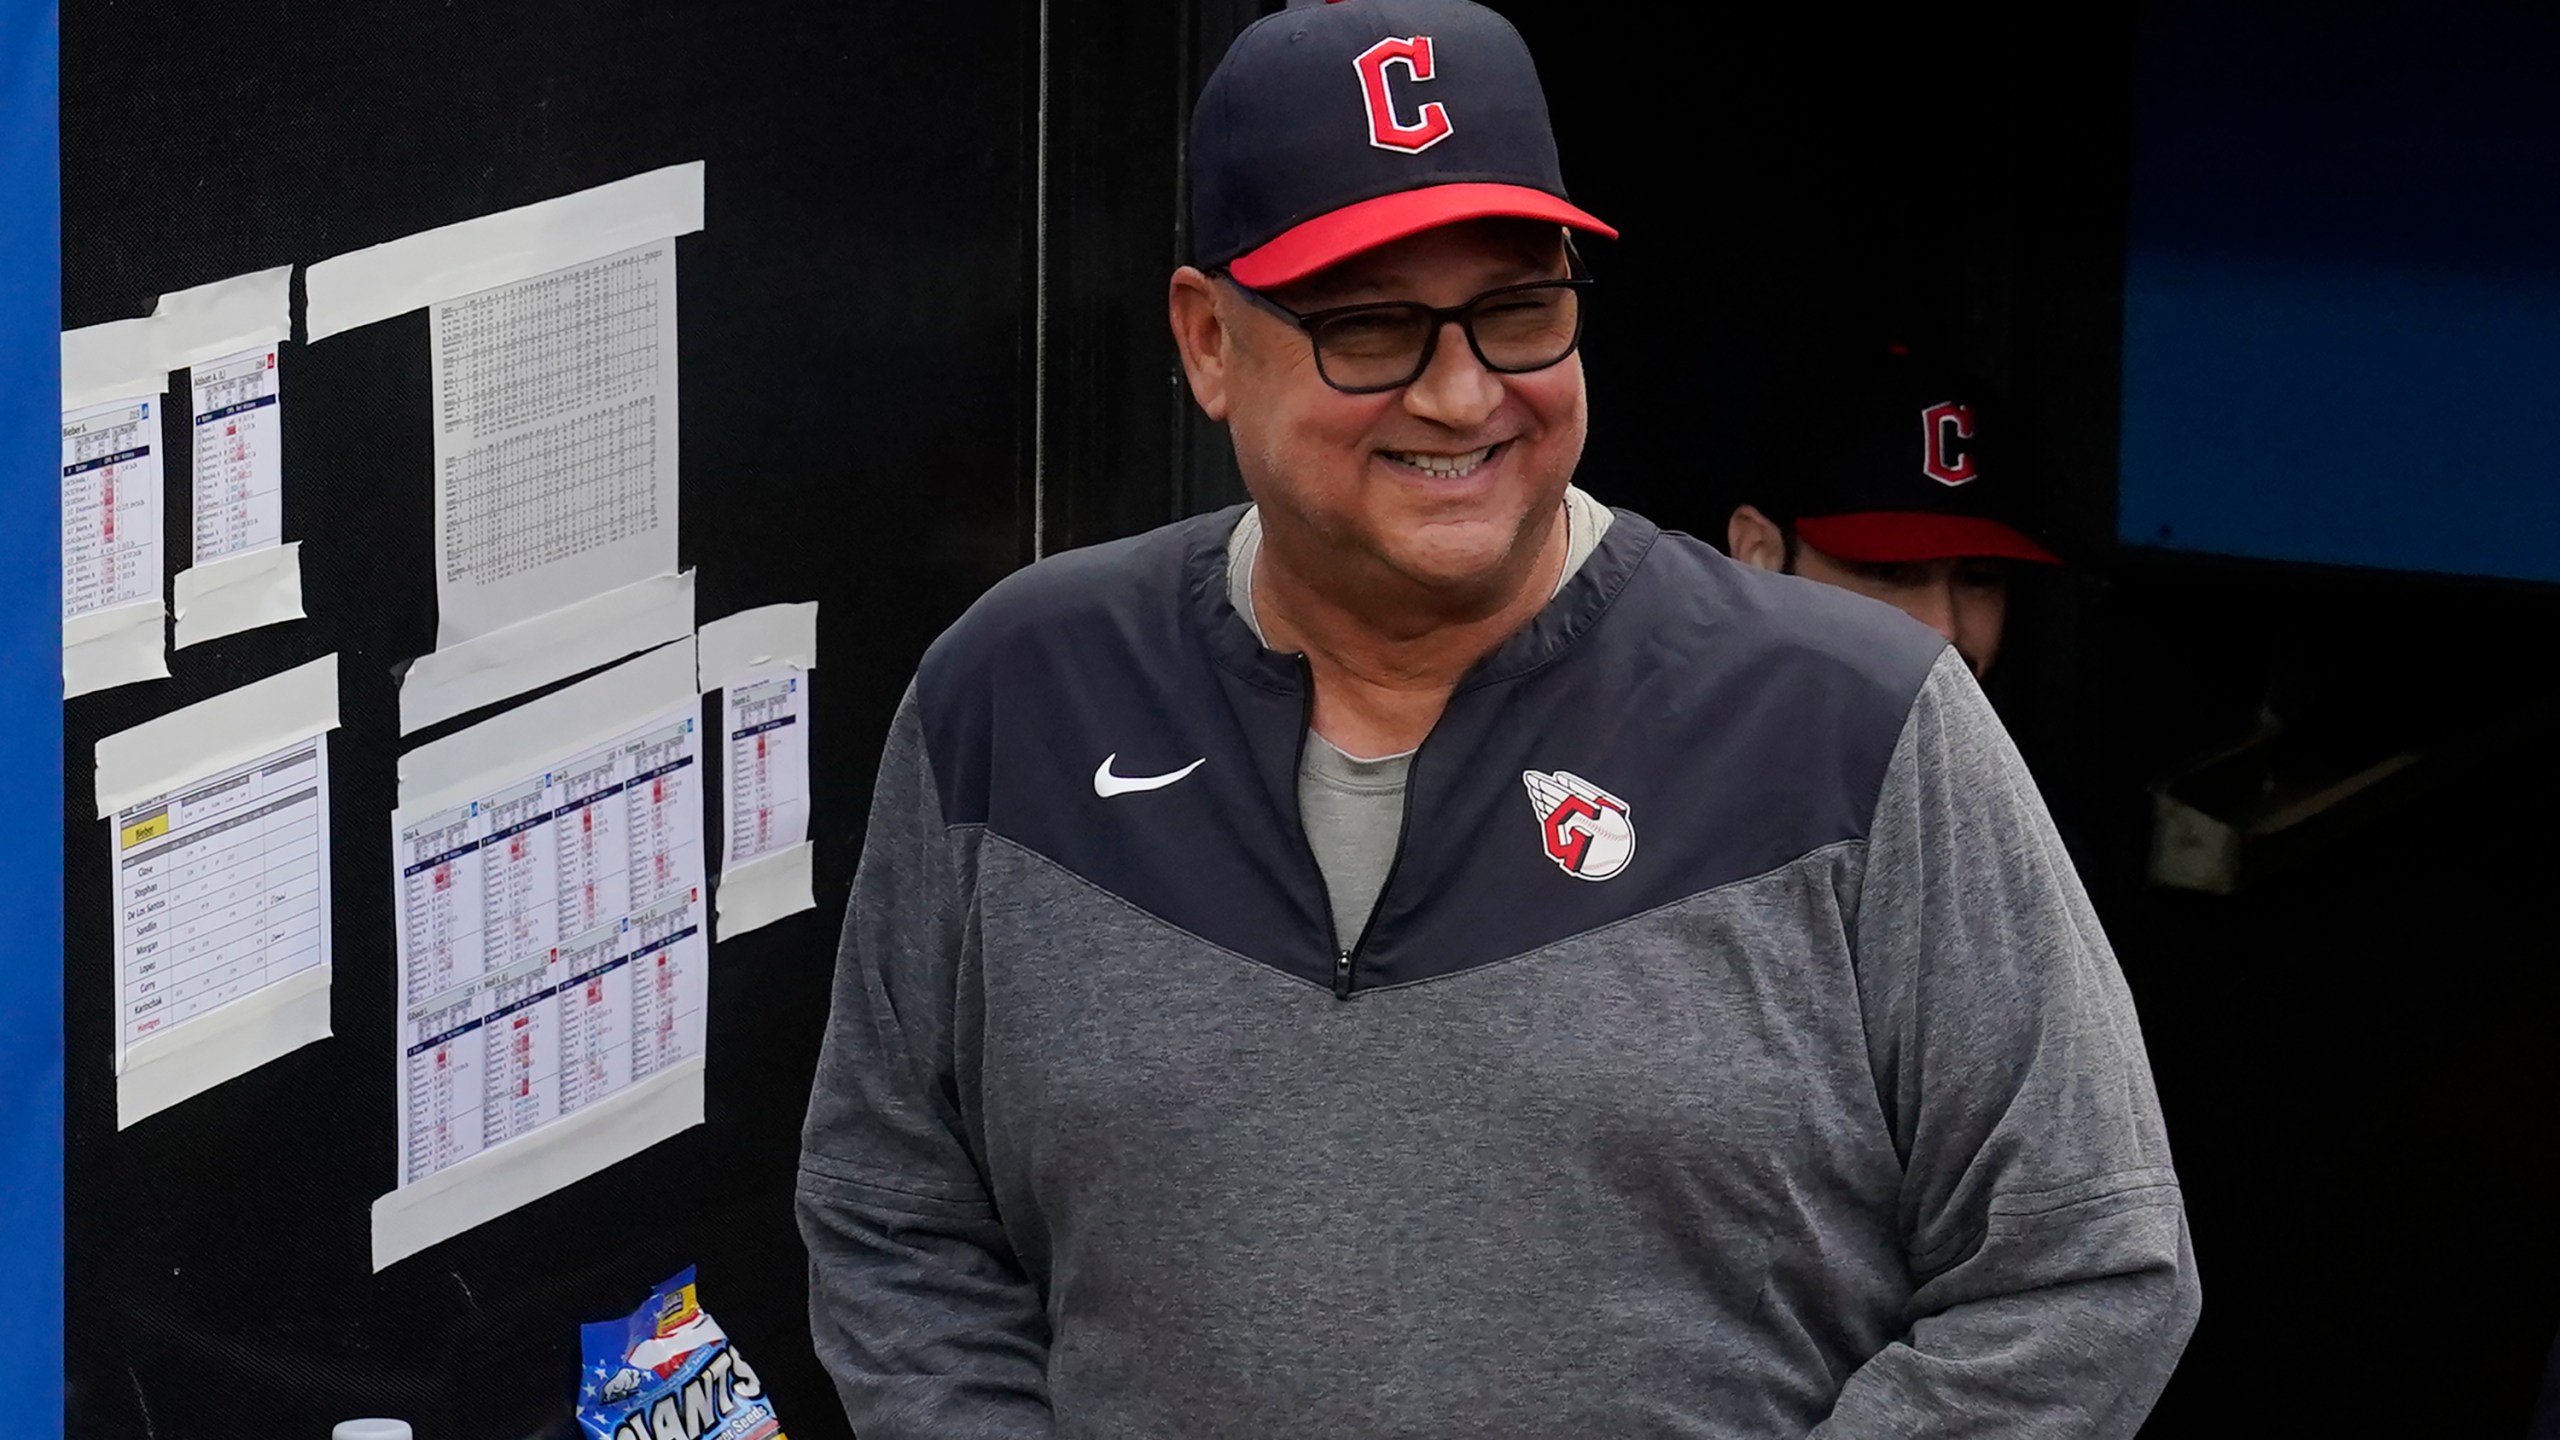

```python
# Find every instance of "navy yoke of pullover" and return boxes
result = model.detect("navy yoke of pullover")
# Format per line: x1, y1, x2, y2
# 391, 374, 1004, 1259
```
797, 506, 2200, 1438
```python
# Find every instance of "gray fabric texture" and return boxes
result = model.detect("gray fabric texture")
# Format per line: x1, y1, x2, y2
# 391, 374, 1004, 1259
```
1232, 485, 1612, 943
797, 648, 2198, 1439
1298, 734, 1410, 946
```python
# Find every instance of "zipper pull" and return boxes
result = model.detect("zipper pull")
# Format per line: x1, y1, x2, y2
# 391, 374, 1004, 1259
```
1332, 950, 1354, 1000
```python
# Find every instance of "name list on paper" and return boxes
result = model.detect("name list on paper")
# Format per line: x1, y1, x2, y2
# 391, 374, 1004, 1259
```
114, 736, 331, 1063
190, 346, 285, 566
62, 397, 163, 623
391, 702, 708, 1186
722, 670, 811, 873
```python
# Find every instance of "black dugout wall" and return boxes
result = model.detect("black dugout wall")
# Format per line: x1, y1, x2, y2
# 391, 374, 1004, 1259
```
59, 4, 1254, 1435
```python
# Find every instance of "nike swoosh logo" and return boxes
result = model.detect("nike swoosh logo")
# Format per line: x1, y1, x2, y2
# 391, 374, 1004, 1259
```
1093, 754, 1206, 797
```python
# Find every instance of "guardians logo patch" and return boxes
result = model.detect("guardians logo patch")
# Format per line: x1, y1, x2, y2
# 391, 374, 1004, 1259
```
1521, 769, 1635, 882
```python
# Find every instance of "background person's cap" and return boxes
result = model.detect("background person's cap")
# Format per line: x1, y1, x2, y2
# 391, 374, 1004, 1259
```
1190, 0, 1616, 289
1755, 349, 2061, 566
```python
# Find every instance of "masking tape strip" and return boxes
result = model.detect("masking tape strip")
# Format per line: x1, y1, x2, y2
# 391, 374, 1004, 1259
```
398, 570, 695, 736
696, 601, 819, 694
93, 653, 339, 818
307, 161, 705, 340
64, 262, 293, 407
173, 542, 305, 648
64, 602, 168, 699
117, 966, 331, 1128
151, 265, 293, 371
398, 637, 697, 817
60, 319, 164, 411
715, 841, 816, 941
369, 1057, 704, 1270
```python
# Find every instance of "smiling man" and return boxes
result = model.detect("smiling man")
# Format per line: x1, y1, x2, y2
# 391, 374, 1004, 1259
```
797, 2, 2197, 1437
1727, 350, 2062, 678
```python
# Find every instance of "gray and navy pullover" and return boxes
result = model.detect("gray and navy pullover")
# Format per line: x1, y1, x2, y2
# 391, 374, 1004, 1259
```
797, 506, 2199, 1438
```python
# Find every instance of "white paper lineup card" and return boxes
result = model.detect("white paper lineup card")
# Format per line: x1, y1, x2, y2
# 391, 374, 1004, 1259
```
172, 341, 308, 646
722, 671, 810, 872
392, 700, 706, 1183
61, 398, 162, 622
699, 602, 820, 939
60, 395, 168, 695
156, 265, 306, 647
95, 655, 342, 1127
114, 737, 329, 1066
374, 641, 706, 1269
427, 240, 681, 648
188, 346, 284, 566
304, 164, 708, 734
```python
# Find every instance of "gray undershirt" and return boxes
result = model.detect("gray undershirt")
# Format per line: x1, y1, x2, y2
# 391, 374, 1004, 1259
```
1227, 488, 1614, 945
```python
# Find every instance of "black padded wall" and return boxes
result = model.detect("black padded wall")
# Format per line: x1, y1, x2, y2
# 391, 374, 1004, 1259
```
61, 5, 1052, 1436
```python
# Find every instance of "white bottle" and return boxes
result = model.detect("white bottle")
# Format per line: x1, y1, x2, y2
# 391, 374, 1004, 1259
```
332, 1423, 413, 1440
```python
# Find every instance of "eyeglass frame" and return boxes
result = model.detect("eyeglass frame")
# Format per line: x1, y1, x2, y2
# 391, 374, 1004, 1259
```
1211, 238, 1595, 395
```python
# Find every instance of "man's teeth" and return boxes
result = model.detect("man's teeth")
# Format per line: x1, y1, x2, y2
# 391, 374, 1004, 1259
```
1386, 445, 1496, 477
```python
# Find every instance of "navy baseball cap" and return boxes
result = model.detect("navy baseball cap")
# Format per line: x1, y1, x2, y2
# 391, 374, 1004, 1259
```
1190, 0, 1616, 289
1759, 350, 2061, 566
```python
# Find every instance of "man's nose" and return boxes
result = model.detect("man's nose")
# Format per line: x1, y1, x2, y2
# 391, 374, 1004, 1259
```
1401, 320, 1503, 428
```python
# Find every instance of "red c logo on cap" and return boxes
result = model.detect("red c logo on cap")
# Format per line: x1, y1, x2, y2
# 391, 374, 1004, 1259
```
1921, 401, 1978, 486
1355, 36, 1455, 154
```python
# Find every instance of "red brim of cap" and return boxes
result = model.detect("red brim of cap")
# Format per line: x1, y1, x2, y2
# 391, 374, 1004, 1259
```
1226, 182, 1617, 290
1795, 512, 2062, 565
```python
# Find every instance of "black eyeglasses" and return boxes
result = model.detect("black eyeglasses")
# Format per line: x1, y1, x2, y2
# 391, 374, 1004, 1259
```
1217, 245, 1593, 395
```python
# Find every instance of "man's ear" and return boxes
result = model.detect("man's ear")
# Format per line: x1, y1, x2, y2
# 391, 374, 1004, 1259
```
1168, 267, 1233, 422
1727, 504, 1788, 571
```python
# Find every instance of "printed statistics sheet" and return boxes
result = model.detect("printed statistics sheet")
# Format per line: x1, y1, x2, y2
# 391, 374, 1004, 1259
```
189, 345, 284, 565
427, 240, 680, 646
390, 697, 707, 1189
698, 602, 819, 939
114, 735, 330, 1066
61, 397, 164, 623
721, 670, 810, 872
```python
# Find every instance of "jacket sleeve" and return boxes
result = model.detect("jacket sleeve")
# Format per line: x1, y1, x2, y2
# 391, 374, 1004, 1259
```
1814, 650, 2200, 1439
796, 685, 1053, 1438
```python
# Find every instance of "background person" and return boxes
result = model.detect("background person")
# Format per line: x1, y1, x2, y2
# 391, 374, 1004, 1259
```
1726, 349, 2059, 678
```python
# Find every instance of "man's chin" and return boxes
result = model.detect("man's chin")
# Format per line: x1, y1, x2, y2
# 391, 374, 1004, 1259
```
1370, 528, 1543, 606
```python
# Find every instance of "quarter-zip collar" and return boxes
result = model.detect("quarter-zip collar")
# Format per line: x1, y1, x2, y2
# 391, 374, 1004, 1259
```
1179, 501, 1662, 994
